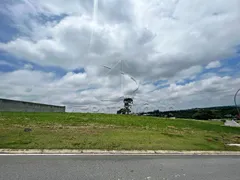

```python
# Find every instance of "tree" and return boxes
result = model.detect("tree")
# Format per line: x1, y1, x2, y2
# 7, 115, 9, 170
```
117, 98, 133, 115
192, 110, 215, 120
117, 108, 127, 114
123, 98, 133, 114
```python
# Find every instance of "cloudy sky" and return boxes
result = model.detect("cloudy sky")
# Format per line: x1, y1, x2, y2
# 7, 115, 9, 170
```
0, 0, 240, 113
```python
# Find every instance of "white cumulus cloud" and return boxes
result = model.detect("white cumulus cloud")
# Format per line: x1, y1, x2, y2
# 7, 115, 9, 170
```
206, 61, 221, 69
0, 0, 240, 112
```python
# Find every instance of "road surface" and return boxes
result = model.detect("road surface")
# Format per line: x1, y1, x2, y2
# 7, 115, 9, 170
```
224, 120, 240, 127
0, 155, 239, 180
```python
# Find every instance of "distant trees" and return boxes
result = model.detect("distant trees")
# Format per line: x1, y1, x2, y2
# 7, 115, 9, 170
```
117, 104, 239, 120
141, 106, 239, 120
235, 114, 240, 120
167, 113, 174, 118
152, 110, 160, 116
192, 110, 215, 120
117, 98, 133, 115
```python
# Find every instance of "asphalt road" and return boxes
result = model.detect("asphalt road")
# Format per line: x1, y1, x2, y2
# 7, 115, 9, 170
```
224, 120, 240, 127
0, 155, 239, 180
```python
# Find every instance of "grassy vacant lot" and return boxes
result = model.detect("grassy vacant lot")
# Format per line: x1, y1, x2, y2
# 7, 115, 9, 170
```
0, 112, 240, 151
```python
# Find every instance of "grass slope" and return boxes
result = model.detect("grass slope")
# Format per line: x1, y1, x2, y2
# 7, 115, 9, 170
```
0, 112, 240, 150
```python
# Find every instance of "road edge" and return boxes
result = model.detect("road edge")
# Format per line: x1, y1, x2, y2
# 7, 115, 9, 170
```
1, 149, 240, 155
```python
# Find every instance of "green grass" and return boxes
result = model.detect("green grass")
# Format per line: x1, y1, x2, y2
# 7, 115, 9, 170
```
0, 112, 240, 150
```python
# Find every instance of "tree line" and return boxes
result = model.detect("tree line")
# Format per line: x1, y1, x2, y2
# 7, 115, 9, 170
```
141, 106, 240, 120
116, 98, 240, 120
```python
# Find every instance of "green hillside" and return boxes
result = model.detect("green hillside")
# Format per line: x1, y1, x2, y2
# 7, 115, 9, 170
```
0, 112, 239, 150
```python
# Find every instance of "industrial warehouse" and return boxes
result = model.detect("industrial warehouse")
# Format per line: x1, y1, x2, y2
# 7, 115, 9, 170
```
0, 98, 65, 112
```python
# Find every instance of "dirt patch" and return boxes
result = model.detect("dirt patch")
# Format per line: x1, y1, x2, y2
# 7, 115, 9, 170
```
55, 124, 120, 130
0, 117, 6, 121
162, 132, 184, 138
167, 126, 177, 129
5, 124, 120, 129
5, 124, 122, 135
231, 135, 240, 143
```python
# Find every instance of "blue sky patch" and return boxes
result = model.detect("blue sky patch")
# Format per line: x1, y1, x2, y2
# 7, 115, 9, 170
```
0, 52, 68, 78
0, 63, 16, 72
72, 68, 86, 74
176, 78, 196, 86
153, 79, 168, 86
235, 44, 240, 54
0, 12, 19, 42
37, 13, 68, 25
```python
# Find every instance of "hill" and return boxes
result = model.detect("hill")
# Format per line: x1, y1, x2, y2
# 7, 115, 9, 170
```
0, 112, 239, 150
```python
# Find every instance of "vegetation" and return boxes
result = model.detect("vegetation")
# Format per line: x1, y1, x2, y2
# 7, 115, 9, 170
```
192, 110, 215, 120
117, 98, 133, 114
142, 106, 240, 120
0, 112, 240, 150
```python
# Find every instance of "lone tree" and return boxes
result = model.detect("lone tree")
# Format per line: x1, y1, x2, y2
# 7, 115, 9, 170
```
124, 97, 133, 114
117, 98, 133, 114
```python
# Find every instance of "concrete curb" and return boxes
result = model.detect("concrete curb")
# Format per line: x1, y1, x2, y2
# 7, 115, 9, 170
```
1, 149, 240, 155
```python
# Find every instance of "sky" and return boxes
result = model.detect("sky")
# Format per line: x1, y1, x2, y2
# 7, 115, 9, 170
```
0, 0, 240, 113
